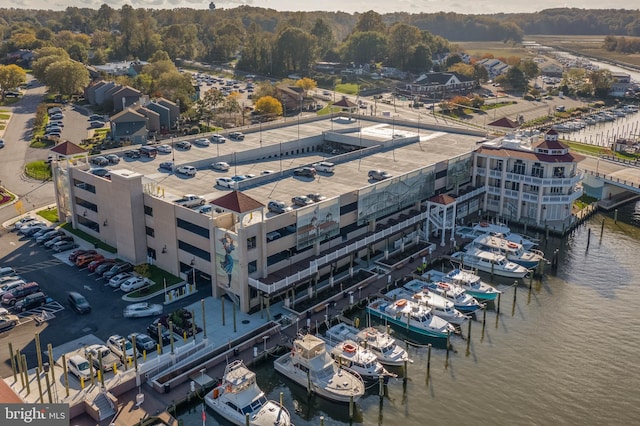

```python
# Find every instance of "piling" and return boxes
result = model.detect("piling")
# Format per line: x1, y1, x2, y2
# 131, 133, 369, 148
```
245, 413, 250, 426
320, 416, 325, 426
426, 344, 431, 384
465, 318, 472, 356
44, 370, 52, 404
614, 208, 618, 224
47, 343, 55, 384
512, 282, 517, 316
98, 350, 105, 387
16, 349, 24, 388
403, 360, 408, 383
445, 330, 450, 368
36, 367, 43, 403
9, 342, 16, 382
378, 375, 384, 400
600, 218, 605, 240
157, 323, 163, 355
306, 370, 311, 395
586, 228, 591, 251
121, 340, 128, 371
22, 355, 30, 395
496, 293, 501, 315
62, 354, 69, 397
490, 258, 495, 279
349, 395, 354, 420
87, 353, 95, 386
35, 332, 43, 371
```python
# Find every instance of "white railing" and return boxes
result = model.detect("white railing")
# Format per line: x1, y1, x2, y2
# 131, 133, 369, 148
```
476, 167, 583, 187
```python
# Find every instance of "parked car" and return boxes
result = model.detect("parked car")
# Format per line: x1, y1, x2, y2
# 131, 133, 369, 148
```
45, 235, 73, 249
216, 177, 235, 188
266, 231, 282, 241
228, 132, 245, 141
157, 144, 172, 153
17, 222, 45, 235
123, 302, 163, 318
176, 165, 197, 176
36, 230, 64, 244
69, 249, 96, 263
84, 344, 121, 371
120, 276, 150, 293
0, 267, 17, 279
0, 313, 19, 332
90, 168, 111, 179
48, 107, 62, 115
231, 175, 248, 183
52, 240, 78, 252
88, 257, 114, 273
76, 253, 103, 268
159, 161, 174, 171
88, 114, 103, 121
67, 291, 91, 314
89, 120, 105, 128
368, 169, 392, 181
49, 113, 64, 121
90, 156, 108, 167
209, 134, 226, 143
293, 167, 317, 178
15, 292, 48, 312
1, 282, 40, 306
127, 332, 157, 353
13, 217, 37, 231
313, 161, 335, 173
211, 162, 230, 171
106, 154, 120, 164
193, 138, 210, 147
103, 263, 133, 280
307, 193, 327, 202
67, 355, 94, 380
175, 141, 191, 150
106, 335, 135, 361
267, 200, 292, 214
124, 149, 141, 159
31, 227, 55, 240
0, 281, 26, 297
147, 319, 171, 346
95, 261, 117, 276
291, 195, 314, 207
108, 272, 133, 288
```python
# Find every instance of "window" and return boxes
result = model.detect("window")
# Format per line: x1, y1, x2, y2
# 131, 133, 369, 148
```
248, 260, 257, 274
145, 226, 155, 237
144, 205, 153, 216
247, 236, 256, 250
531, 163, 544, 178
495, 160, 503, 171
550, 187, 562, 194
147, 247, 156, 260
74, 180, 96, 193
178, 240, 211, 262
340, 202, 357, 215
513, 160, 525, 175
435, 169, 447, 180
176, 218, 210, 238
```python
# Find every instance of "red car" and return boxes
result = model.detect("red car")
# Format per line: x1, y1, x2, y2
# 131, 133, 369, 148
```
68, 249, 97, 263
88, 258, 115, 273
76, 253, 103, 268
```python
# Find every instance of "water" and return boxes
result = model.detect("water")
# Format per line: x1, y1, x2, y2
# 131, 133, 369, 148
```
179, 204, 640, 425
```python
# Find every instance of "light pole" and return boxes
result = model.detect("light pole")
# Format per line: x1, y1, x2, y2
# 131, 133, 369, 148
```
171, 135, 175, 172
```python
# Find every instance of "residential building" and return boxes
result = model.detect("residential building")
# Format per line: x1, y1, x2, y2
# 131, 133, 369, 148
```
404, 72, 476, 98
109, 108, 149, 145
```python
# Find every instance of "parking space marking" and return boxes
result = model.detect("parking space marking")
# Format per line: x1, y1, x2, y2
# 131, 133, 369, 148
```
16, 301, 65, 324
14, 259, 63, 274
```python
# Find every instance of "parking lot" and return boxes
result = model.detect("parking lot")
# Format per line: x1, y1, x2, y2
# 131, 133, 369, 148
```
0, 227, 202, 378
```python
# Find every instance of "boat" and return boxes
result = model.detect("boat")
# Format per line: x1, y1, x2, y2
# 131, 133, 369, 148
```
404, 279, 481, 313
273, 334, 364, 403
365, 297, 455, 344
205, 360, 292, 426
466, 234, 544, 269
385, 287, 468, 325
321, 337, 396, 381
468, 221, 539, 251
450, 247, 529, 279
430, 268, 500, 301
324, 323, 411, 366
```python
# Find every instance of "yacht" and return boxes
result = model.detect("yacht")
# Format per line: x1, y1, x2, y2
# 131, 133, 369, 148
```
325, 323, 411, 366
321, 337, 395, 381
451, 247, 529, 279
205, 360, 292, 426
462, 221, 539, 251
466, 234, 544, 269
273, 334, 364, 403
366, 297, 455, 344
404, 278, 481, 313
385, 287, 468, 325
430, 268, 500, 301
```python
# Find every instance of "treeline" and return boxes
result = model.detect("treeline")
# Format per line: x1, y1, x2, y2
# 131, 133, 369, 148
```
603, 35, 640, 53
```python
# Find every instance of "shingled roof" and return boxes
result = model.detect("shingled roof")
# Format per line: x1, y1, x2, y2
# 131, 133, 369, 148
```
428, 194, 457, 205
210, 190, 264, 213
49, 140, 86, 156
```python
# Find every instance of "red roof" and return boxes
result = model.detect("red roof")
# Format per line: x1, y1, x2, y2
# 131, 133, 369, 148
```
487, 117, 519, 129
333, 98, 358, 108
535, 139, 568, 150
49, 140, 86, 156
428, 194, 457, 205
210, 191, 263, 213
476, 145, 585, 163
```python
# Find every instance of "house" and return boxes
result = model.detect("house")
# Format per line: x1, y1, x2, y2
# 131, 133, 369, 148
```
609, 72, 632, 97
135, 106, 161, 134
5, 50, 34, 67
405, 72, 476, 97
275, 85, 305, 113
109, 108, 148, 145
477, 58, 510, 79
154, 98, 180, 128
540, 63, 564, 78
112, 86, 142, 113
93, 61, 147, 77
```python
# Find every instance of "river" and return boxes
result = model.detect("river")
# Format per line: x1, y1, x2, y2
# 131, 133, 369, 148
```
176, 201, 640, 425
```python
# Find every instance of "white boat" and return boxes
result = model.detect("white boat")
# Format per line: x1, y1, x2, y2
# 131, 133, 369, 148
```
325, 323, 411, 366
385, 287, 468, 325
273, 334, 364, 403
321, 337, 395, 381
366, 297, 455, 344
469, 221, 539, 251
450, 247, 529, 279
431, 268, 500, 301
205, 360, 291, 426
467, 234, 544, 269
404, 278, 481, 313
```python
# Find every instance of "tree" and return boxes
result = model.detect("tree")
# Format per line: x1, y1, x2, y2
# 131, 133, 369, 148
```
254, 96, 283, 118
274, 27, 317, 75
448, 63, 475, 79
503, 67, 527, 92
0, 65, 27, 100
44, 60, 89, 96
445, 53, 463, 68
310, 18, 336, 58
472, 64, 489, 84
387, 23, 421, 70
295, 77, 317, 94
32, 47, 70, 81
155, 71, 194, 110
353, 10, 386, 34
342, 31, 387, 65
518, 59, 539, 81
590, 69, 614, 98
406, 43, 433, 74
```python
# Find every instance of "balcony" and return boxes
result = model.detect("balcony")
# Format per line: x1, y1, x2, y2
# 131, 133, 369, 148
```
476, 167, 583, 187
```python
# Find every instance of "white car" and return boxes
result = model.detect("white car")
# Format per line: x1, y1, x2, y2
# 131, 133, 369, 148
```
106, 334, 135, 360
14, 217, 37, 231
157, 144, 172, 153
210, 134, 227, 143
108, 272, 132, 288
123, 302, 163, 318
228, 131, 245, 140
193, 138, 210, 147
216, 177, 235, 188
120, 276, 150, 293
176, 165, 197, 176
211, 161, 230, 171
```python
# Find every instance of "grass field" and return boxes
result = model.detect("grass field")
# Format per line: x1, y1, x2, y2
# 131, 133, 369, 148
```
24, 160, 52, 180
455, 41, 533, 60
527, 35, 640, 68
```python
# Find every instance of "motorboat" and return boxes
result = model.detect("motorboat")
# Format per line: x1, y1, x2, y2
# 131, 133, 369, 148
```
450, 247, 529, 279
467, 234, 544, 269
365, 297, 455, 344
205, 360, 291, 426
469, 221, 539, 251
429, 268, 500, 301
404, 278, 481, 313
325, 323, 411, 366
321, 337, 395, 381
385, 287, 468, 325
273, 334, 364, 403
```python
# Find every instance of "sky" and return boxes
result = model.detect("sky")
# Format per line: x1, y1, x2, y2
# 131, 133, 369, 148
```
7, 0, 638, 15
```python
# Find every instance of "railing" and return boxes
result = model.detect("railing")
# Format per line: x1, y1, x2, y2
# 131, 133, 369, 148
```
476, 167, 583, 186
583, 169, 640, 191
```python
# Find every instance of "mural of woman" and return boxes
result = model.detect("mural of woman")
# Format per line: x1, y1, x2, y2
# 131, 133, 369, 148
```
219, 233, 235, 287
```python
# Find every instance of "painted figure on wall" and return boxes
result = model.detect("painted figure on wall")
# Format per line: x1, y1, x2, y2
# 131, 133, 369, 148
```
219, 232, 235, 287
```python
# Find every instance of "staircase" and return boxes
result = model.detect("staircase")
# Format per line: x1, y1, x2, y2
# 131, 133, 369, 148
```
93, 391, 116, 421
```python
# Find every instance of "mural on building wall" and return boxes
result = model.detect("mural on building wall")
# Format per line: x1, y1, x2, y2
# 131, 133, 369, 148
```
215, 229, 239, 291
357, 166, 436, 225
296, 198, 340, 249
53, 165, 70, 218
446, 153, 473, 191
